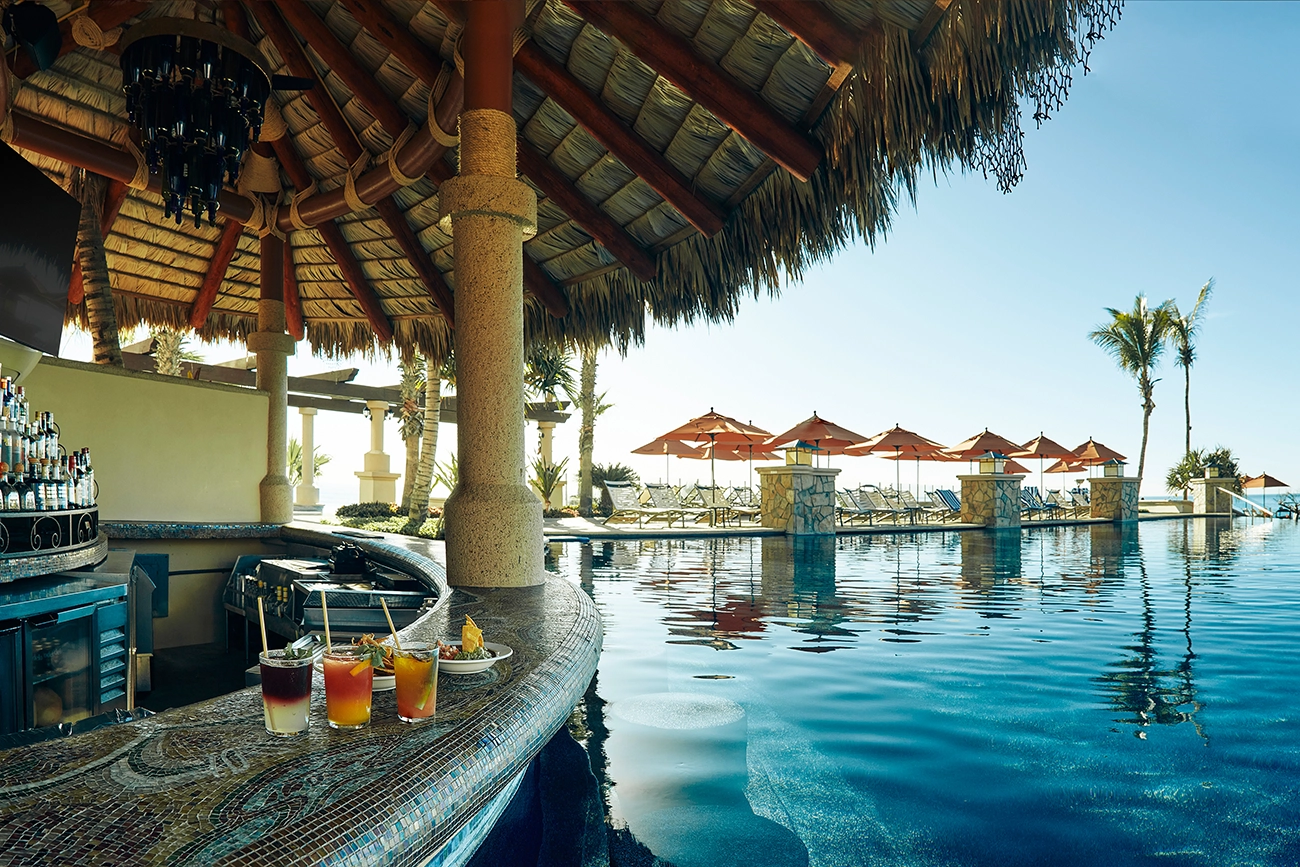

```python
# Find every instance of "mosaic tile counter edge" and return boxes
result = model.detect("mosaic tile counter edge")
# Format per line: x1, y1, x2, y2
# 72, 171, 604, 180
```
0, 523, 604, 867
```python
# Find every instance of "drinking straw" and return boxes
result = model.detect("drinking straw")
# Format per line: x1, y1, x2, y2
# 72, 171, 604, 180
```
320, 588, 333, 653
256, 597, 269, 656
379, 598, 403, 652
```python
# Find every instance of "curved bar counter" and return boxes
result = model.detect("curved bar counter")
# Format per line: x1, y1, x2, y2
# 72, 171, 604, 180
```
0, 523, 602, 866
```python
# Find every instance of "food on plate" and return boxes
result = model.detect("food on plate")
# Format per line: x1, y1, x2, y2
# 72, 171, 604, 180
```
461, 615, 483, 655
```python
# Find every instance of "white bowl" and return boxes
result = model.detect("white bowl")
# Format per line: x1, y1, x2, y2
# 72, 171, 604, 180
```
438, 642, 513, 675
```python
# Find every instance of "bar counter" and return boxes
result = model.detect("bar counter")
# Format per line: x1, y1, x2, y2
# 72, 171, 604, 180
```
0, 523, 602, 866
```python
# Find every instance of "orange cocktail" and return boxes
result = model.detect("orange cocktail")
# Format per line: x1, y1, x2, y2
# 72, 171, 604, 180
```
393, 643, 437, 723
323, 646, 373, 730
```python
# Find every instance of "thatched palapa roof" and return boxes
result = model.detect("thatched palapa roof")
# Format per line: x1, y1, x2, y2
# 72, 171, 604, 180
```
3, 0, 1121, 359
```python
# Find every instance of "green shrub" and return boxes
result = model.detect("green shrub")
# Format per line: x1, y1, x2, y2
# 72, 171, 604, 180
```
592, 462, 640, 517
335, 502, 401, 519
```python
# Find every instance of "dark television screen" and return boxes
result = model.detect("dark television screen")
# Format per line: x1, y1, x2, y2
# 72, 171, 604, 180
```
0, 141, 81, 356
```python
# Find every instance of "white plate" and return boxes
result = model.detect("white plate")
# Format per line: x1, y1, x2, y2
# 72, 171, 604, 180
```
438, 642, 513, 675
314, 659, 396, 691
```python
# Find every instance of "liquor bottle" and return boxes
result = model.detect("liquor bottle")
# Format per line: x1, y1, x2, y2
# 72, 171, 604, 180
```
83, 448, 95, 506
46, 411, 58, 459
57, 462, 69, 510
29, 462, 44, 511
0, 462, 10, 511
67, 456, 79, 508
0, 411, 10, 468
14, 463, 35, 511
41, 461, 56, 510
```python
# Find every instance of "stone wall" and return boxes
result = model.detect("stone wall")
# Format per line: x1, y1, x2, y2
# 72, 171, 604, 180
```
1088, 477, 1140, 522
957, 475, 1022, 529
757, 466, 839, 535
1189, 477, 1236, 514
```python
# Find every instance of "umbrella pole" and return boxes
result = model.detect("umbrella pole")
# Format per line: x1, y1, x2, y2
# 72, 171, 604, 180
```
710, 437, 717, 527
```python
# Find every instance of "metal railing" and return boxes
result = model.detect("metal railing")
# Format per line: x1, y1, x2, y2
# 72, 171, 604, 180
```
1224, 489, 1273, 518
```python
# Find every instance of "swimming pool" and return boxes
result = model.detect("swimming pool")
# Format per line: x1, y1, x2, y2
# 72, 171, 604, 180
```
550, 518, 1300, 867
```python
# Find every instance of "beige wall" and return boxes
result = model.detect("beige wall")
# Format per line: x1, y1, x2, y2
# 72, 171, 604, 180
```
22, 358, 267, 522
121, 538, 285, 650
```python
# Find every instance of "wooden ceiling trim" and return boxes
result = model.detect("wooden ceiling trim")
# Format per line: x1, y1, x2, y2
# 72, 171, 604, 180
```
515, 44, 724, 237
69, 178, 129, 305
11, 1, 149, 79
564, 0, 821, 183
913, 0, 956, 50
188, 219, 247, 328
517, 141, 656, 282
753, 1, 859, 69
524, 256, 570, 318
336, 0, 447, 88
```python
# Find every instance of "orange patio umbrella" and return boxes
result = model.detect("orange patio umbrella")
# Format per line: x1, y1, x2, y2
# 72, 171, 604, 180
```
999, 458, 1033, 475
943, 428, 1024, 460
655, 409, 772, 493
632, 438, 704, 484
882, 446, 960, 497
681, 442, 782, 493
1071, 438, 1127, 471
1243, 472, 1289, 512
1014, 433, 1076, 494
846, 424, 947, 495
767, 413, 871, 466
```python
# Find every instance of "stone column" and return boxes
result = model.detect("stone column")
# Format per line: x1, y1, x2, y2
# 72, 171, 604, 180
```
757, 466, 840, 535
437, 0, 543, 587
355, 399, 399, 503
1087, 476, 1140, 522
295, 407, 320, 508
957, 474, 1021, 529
1189, 477, 1235, 514
248, 232, 294, 524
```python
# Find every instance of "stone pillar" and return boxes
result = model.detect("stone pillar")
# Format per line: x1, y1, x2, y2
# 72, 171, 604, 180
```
437, 0, 544, 587
1087, 476, 1140, 522
1189, 477, 1235, 514
248, 232, 294, 524
757, 466, 840, 535
957, 474, 1022, 529
355, 399, 399, 503
295, 407, 320, 508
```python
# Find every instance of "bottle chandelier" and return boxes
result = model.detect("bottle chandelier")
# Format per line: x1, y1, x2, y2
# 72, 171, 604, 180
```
119, 18, 271, 227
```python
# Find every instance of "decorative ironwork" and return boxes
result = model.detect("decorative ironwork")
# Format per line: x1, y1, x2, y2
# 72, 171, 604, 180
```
0, 508, 98, 560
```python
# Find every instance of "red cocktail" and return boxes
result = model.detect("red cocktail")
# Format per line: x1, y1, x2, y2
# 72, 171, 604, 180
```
323, 646, 373, 730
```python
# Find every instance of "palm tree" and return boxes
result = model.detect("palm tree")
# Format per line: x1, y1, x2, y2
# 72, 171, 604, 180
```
1164, 279, 1214, 460
287, 437, 331, 487
150, 328, 203, 376
577, 349, 597, 516
398, 356, 424, 510
68, 169, 122, 366
525, 343, 576, 404
405, 352, 455, 529
1089, 295, 1171, 482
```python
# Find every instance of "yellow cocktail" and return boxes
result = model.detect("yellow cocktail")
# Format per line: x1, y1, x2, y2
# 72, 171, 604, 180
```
394, 643, 437, 723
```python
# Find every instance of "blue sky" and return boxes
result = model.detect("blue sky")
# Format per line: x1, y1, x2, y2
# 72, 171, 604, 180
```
59, 2, 1300, 504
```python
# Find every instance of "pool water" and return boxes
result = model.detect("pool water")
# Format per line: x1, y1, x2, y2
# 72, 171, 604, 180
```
550, 519, 1300, 867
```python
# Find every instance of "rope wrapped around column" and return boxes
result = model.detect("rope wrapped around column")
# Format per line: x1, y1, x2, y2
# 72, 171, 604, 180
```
258, 100, 288, 142
383, 122, 422, 186
244, 194, 287, 241
343, 153, 369, 212
70, 14, 122, 50
288, 181, 318, 231
122, 138, 150, 190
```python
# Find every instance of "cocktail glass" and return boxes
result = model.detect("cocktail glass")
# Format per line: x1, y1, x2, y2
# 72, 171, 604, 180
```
259, 649, 313, 737
394, 642, 437, 723
323, 646, 373, 730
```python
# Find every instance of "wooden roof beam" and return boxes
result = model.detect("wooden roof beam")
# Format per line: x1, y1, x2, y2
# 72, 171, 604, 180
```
268, 0, 461, 323
524, 257, 570, 319
188, 218, 246, 329
515, 44, 725, 237
753, 1, 860, 68
11, 1, 148, 79
517, 142, 657, 283
564, 0, 822, 183
912, 0, 956, 49
283, 243, 305, 341
69, 177, 129, 305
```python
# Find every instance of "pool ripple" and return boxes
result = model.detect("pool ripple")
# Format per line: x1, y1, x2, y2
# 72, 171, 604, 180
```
557, 519, 1300, 866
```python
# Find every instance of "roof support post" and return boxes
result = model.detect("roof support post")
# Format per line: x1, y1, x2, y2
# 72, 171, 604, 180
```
439, 0, 544, 588
248, 231, 295, 524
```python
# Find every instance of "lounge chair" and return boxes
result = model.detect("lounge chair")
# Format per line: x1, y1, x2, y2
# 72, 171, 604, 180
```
645, 483, 710, 527
602, 481, 679, 527
837, 489, 875, 526
723, 487, 762, 523
933, 489, 963, 521
696, 485, 753, 526
1069, 490, 1092, 519
863, 488, 908, 525
899, 490, 943, 524
1021, 486, 1060, 521
924, 491, 961, 523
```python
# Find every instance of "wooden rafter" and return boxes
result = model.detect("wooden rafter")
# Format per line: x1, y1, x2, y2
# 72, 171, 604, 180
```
271, 0, 462, 323
11, 1, 148, 79
524, 257, 569, 319
251, 0, 457, 323
336, 0, 446, 89
517, 142, 657, 283
187, 218, 245, 329
754, 1, 860, 68
234, 4, 395, 342
913, 0, 956, 49
69, 177, 128, 305
564, 0, 822, 183
515, 44, 725, 237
